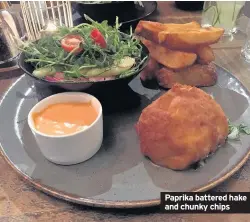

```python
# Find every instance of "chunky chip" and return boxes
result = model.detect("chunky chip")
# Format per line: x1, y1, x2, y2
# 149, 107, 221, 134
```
141, 38, 197, 70
135, 20, 201, 44
155, 63, 217, 88
135, 21, 222, 89
196, 46, 215, 65
158, 27, 224, 50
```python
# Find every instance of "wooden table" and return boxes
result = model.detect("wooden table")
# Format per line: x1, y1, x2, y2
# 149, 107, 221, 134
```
1, 2, 250, 221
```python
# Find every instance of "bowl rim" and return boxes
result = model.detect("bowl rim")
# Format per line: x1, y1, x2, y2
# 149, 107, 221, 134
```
28, 92, 103, 138
18, 36, 149, 85
75, 1, 134, 5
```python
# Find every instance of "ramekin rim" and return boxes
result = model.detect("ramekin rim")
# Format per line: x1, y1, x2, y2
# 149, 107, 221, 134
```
27, 92, 103, 138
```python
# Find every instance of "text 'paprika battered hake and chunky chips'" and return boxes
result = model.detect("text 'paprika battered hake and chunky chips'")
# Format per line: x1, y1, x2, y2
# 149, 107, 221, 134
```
135, 20, 224, 88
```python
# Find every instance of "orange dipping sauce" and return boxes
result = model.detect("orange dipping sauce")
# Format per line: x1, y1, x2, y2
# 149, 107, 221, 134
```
33, 102, 98, 136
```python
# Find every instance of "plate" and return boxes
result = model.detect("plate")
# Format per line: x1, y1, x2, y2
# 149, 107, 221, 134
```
1, 65, 250, 208
72, 1, 158, 31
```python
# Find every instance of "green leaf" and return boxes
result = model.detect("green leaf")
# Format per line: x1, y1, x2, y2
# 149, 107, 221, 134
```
228, 126, 240, 140
239, 124, 250, 135
241, 128, 250, 135
19, 15, 144, 80
227, 120, 250, 140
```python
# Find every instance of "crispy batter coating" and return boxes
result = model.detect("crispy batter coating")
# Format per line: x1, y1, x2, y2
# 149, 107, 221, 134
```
136, 84, 228, 170
156, 63, 217, 88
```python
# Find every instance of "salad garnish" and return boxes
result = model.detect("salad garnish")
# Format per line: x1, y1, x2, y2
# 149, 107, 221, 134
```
228, 120, 250, 140
20, 15, 147, 82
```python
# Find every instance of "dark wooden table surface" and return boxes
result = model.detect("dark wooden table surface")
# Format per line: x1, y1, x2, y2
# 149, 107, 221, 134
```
1, 2, 250, 221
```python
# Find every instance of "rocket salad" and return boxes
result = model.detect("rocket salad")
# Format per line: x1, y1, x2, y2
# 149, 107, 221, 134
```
20, 15, 147, 82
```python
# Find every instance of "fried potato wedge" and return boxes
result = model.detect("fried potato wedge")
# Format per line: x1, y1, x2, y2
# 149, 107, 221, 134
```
196, 46, 215, 65
155, 63, 217, 88
135, 20, 201, 44
158, 27, 224, 50
141, 38, 197, 70
135, 21, 167, 44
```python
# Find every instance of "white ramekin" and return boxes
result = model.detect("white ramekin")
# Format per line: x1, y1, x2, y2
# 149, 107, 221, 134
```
27, 92, 103, 165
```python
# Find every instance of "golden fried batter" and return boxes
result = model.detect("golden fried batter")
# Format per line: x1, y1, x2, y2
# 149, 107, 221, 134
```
156, 63, 217, 88
136, 84, 228, 170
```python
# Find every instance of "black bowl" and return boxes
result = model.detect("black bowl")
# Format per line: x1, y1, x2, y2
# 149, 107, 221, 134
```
18, 42, 149, 91
72, 2, 158, 33
72, 1, 138, 25
175, 1, 204, 11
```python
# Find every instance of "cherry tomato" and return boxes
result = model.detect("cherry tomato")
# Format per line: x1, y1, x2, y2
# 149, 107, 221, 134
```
90, 28, 107, 48
61, 34, 84, 53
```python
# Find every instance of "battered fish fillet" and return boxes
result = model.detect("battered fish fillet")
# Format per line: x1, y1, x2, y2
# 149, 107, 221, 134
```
136, 84, 228, 170
156, 63, 217, 88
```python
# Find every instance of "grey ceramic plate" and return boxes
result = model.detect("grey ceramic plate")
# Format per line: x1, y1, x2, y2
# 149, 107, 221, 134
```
1, 65, 250, 208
